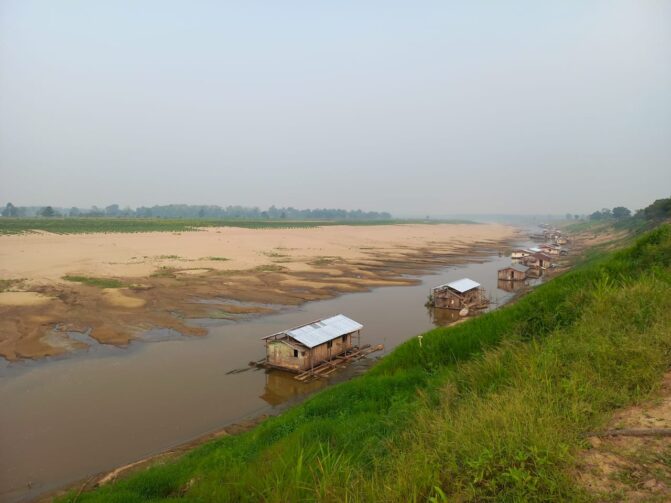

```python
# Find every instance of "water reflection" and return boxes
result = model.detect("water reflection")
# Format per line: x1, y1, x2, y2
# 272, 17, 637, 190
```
428, 306, 463, 326
497, 279, 527, 293
259, 370, 324, 406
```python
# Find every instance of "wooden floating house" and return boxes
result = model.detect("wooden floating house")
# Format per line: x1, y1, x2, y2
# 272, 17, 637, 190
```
524, 252, 553, 270
431, 278, 488, 310
262, 314, 362, 372
256, 314, 384, 382
498, 263, 529, 281
511, 249, 532, 259
539, 243, 561, 256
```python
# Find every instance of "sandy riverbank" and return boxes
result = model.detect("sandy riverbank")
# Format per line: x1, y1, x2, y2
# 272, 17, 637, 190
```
0, 223, 515, 361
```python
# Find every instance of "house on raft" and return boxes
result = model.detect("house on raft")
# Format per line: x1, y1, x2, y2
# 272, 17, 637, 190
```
431, 278, 488, 310
524, 252, 553, 270
539, 243, 561, 256
261, 314, 362, 373
498, 263, 529, 281
511, 249, 532, 259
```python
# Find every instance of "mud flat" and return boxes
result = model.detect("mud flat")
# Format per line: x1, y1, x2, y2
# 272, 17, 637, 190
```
0, 223, 515, 360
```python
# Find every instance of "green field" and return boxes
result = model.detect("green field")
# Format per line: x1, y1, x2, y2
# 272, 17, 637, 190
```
59, 224, 671, 502
0, 218, 475, 235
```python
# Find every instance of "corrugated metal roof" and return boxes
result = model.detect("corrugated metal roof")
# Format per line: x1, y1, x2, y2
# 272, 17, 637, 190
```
529, 247, 542, 253
434, 278, 481, 293
283, 314, 363, 349
510, 263, 529, 273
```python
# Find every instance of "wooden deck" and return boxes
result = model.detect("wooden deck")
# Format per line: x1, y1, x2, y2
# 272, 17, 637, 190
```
250, 344, 384, 383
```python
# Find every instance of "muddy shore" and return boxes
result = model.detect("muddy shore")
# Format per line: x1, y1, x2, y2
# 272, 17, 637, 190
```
0, 224, 516, 361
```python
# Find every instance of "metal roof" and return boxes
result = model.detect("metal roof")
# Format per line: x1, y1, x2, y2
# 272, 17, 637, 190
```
510, 263, 529, 273
434, 278, 481, 293
529, 247, 542, 253
277, 314, 363, 349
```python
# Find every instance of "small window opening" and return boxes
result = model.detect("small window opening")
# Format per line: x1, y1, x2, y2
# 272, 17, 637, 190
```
293, 349, 298, 357
342, 334, 348, 342
327, 341, 333, 349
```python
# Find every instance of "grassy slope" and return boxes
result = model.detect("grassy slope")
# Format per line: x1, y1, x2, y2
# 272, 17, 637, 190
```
61, 225, 671, 502
0, 218, 475, 235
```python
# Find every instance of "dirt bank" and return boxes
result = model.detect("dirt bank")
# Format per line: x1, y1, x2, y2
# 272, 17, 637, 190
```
0, 223, 516, 360
577, 372, 671, 501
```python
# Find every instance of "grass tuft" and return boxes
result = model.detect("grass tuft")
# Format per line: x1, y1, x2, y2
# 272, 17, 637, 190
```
62, 275, 125, 288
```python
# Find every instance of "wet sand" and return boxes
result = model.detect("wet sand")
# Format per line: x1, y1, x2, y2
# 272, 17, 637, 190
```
0, 223, 515, 361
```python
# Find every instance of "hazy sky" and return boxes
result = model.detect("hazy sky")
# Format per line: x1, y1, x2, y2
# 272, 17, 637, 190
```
1, 1, 669, 216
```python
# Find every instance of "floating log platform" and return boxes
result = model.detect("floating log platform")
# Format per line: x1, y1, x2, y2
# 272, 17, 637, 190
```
250, 344, 384, 383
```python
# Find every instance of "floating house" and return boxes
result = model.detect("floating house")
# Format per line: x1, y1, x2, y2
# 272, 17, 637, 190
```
533, 252, 553, 269
261, 314, 362, 373
431, 278, 487, 310
498, 263, 529, 281
511, 249, 532, 259
539, 244, 561, 256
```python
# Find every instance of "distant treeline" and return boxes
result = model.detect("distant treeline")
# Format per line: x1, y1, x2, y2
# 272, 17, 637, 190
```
585, 196, 671, 222
0, 203, 392, 220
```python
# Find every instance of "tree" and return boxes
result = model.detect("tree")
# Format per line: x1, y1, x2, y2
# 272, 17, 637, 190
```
574, 214, 580, 220
39, 206, 56, 217
612, 206, 631, 219
643, 197, 671, 221
2, 202, 18, 217
601, 208, 612, 218
105, 204, 120, 216
590, 211, 603, 220
565, 213, 572, 220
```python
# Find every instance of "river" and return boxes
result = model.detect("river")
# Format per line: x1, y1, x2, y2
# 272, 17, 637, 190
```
0, 234, 541, 502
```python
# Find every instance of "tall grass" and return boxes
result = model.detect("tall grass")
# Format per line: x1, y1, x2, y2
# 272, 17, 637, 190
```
61, 225, 671, 502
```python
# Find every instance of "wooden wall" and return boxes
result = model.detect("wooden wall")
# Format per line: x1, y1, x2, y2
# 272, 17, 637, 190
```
266, 332, 355, 372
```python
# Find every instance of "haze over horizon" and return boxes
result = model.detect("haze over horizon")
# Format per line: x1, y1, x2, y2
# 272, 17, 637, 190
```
1, 1, 670, 215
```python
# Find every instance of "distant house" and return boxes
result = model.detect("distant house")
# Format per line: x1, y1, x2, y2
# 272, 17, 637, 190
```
262, 314, 362, 372
432, 278, 486, 310
498, 264, 529, 281
511, 249, 532, 259
539, 244, 560, 256
533, 252, 553, 269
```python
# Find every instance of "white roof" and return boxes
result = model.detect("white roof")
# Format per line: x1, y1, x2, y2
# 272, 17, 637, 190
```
529, 247, 542, 253
277, 314, 363, 349
435, 278, 481, 293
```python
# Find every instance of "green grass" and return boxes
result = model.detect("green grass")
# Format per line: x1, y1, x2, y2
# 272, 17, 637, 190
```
0, 218, 475, 235
60, 225, 671, 502
0, 278, 23, 292
62, 275, 126, 288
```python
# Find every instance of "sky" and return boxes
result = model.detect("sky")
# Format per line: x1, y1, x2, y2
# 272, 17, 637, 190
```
0, 1, 670, 216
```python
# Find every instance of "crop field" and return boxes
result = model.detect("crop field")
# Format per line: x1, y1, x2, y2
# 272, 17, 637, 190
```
0, 218, 473, 235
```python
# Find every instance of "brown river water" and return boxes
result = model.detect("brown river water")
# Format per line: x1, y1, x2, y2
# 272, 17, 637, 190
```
0, 237, 541, 502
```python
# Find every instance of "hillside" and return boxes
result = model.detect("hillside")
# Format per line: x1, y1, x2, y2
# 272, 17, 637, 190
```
60, 224, 671, 502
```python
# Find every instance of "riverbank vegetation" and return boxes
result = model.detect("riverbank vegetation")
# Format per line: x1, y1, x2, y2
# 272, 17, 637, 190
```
0, 217, 475, 235
61, 224, 671, 502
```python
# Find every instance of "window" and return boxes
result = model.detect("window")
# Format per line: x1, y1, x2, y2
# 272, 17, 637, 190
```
327, 341, 333, 349
342, 334, 348, 342
293, 349, 298, 357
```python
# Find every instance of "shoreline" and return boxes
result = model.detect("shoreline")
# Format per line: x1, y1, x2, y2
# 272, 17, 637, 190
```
0, 224, 518, 362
